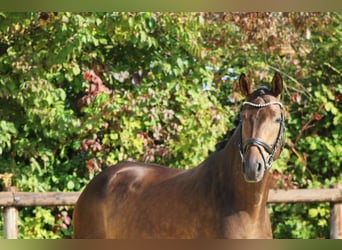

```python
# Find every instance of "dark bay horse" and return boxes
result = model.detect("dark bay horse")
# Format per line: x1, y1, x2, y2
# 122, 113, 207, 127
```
73, 73, 285, 239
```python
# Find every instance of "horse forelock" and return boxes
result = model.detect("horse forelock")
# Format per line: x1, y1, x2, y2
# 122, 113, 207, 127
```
247, 87, 274, 103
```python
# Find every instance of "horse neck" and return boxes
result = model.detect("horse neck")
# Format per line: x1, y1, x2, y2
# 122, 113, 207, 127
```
212, 126, 271, 216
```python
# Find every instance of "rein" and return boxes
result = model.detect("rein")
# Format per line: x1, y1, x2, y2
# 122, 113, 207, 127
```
239, 101, 285, 170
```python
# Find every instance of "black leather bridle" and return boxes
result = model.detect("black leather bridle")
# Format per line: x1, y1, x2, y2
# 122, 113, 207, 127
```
239, 101, 285, 170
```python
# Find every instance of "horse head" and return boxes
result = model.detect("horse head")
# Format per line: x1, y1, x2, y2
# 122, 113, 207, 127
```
238, 73, 285, 183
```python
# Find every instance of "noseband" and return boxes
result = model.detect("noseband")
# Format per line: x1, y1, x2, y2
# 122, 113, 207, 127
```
239, 101, 285, 170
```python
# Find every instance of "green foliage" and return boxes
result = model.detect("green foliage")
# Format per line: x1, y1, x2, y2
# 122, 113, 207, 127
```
0, 12, 341, 238
269, 203, 330, 239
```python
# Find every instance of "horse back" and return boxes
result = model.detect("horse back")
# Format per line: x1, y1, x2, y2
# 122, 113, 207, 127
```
73, 161, 183, 238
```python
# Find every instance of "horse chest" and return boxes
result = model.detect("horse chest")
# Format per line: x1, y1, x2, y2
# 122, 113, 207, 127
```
222, 211, 272, 239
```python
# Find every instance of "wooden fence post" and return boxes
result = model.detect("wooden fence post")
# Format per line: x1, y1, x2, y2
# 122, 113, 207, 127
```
330, 185, 342, 239
3, 186, 19, 239
0, 173, 19, 239
330, 202, 342, 239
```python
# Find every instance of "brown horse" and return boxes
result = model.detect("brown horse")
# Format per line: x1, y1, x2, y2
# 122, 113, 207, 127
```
73, 73, 285, 239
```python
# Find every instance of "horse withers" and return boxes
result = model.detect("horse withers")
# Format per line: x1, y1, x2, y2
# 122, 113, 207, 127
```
73, 73, 285, 239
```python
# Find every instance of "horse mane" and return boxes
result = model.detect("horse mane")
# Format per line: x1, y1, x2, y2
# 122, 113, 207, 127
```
213, 111, 240, 153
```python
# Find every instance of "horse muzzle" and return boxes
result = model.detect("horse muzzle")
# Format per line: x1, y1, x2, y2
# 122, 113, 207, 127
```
241, 143, 269, 183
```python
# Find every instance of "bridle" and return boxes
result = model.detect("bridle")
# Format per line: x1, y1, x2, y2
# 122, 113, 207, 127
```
239, 101, 285, 170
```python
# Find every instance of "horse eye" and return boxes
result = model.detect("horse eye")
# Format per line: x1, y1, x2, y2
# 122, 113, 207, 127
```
274, 117, 282, 123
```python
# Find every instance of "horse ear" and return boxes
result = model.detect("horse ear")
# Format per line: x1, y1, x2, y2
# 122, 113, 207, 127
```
239, 74, 252, 96
271, 73, 283, 97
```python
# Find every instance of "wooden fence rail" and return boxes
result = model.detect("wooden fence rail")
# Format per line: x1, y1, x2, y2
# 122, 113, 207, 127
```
1, 188, 342, 239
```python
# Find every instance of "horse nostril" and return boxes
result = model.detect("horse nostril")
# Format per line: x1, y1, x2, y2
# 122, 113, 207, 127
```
257, 162, 262, 173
